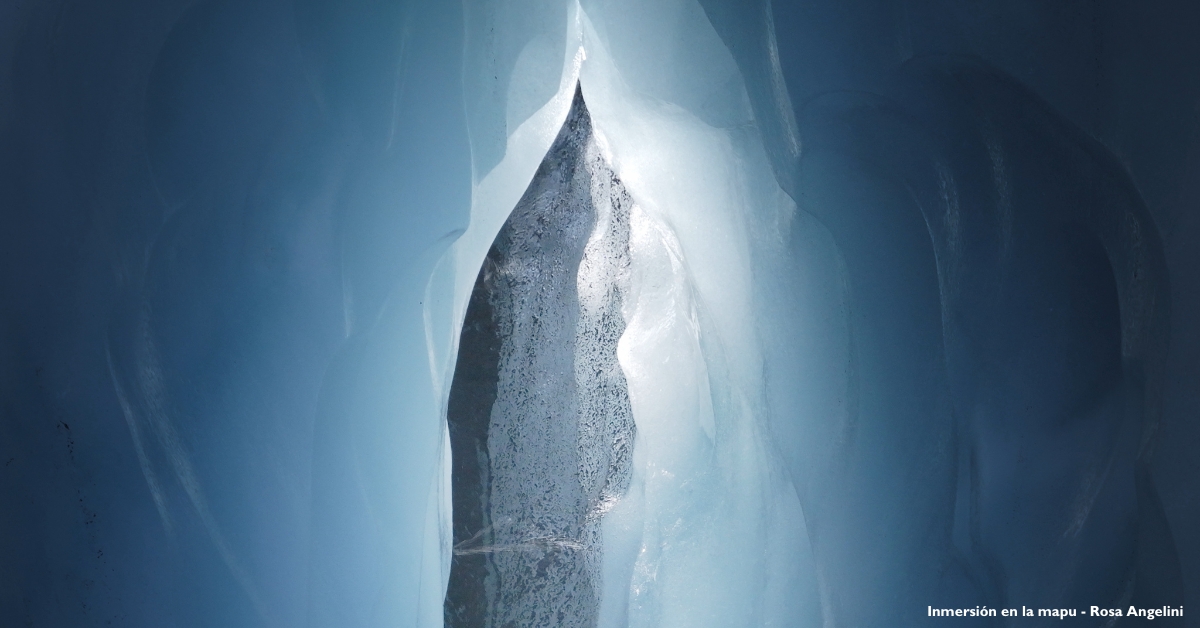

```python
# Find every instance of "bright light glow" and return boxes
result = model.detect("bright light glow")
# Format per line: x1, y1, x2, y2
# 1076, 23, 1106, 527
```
430, 2, 825, 625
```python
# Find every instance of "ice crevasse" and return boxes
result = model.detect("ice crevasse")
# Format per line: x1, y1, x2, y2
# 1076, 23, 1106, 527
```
422, 3, 829, 627
5, 0, 1187, 624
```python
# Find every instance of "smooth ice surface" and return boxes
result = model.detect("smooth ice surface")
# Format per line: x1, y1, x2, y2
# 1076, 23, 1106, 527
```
574, 11, 821, 625
5, 0, 1200, 626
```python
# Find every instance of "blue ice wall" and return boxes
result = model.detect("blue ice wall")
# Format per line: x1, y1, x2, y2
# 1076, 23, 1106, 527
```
3, 1, 470, 625
2, 0, 1200, 626
700, 0, 1194, 625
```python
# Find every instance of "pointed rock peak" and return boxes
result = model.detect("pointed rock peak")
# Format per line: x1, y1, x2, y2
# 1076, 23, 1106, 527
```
550, 81, 593, 149
445, 78, 635, 628
571, 80, 586, 113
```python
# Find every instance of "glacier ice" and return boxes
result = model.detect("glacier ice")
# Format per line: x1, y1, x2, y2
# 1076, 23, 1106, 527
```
438, 3, 825, 626
4, 0, 1194, 626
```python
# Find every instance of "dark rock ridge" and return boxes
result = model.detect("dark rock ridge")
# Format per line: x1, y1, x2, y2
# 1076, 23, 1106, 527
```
445, 85, 636, 628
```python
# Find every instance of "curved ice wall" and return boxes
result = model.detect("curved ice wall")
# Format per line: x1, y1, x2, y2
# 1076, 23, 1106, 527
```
3, 0, 1199, 626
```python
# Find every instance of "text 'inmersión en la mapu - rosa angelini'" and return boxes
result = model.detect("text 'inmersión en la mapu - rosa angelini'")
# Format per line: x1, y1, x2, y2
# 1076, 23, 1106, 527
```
927, 605, 1184, 619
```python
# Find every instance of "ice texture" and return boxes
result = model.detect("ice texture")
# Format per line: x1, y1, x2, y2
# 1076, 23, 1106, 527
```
5, 0, 1196, 626
702, 3, 1181, 626
576, 11, 823, 626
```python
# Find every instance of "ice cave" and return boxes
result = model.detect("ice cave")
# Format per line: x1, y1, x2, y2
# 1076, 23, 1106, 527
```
1, 0, 1198, 627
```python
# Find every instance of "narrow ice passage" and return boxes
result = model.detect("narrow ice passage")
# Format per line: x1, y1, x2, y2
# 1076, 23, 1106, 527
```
5, 0, 1194, 626
440, 13, 825, 623
427, 4, 829, 625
